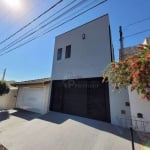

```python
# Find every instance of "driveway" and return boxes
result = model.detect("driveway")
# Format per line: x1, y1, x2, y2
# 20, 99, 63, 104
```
0, 109, 41, 133
0, 110, 143, 150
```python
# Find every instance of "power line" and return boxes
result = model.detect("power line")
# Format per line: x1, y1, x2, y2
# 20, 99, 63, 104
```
0, 0, 108, 56
0, 0, 100, 54
124, 27, 150, 39
0, 0, 87, 53
0, 0, 47, 35
0, 0, 63, 45
123, 16, 150, 29
43, 0, 106, 35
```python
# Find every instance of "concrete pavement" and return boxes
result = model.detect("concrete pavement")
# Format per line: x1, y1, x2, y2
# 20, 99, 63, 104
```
0, 109, 41, 133
0, 111, 141, 150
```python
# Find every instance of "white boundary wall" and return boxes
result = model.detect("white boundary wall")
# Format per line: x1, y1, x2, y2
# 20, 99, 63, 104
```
128, 87, 150, 133
0, 87, 17, 110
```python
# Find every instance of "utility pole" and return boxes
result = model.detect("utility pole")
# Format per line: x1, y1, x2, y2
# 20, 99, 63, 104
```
119, 26, 124, 60
2, 68, 6, 81
119, 26, 124, 49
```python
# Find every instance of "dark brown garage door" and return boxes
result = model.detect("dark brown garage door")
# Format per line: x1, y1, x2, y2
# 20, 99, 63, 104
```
50, 77, 110, 122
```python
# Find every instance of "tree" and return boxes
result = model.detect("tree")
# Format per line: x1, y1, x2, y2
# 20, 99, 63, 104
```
0, 81, 9, 96
103, 44, 150, 101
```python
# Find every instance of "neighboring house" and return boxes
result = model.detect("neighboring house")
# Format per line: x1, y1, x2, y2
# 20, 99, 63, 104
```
120, 37, 150, 132
120, 37, 150, 60
50, 14, 131, 126
119, 46, 139, 60
13, 78, 51, 114
0, 82, 17, 110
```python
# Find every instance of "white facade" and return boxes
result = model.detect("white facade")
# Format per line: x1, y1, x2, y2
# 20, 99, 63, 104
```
52, 14, 113, 80
16, 84, 50, 114
128, 88, 150, 132
0, 87, 17, 110
119, 38, 150, 132
109, 85, 131, 127
50, 14, 132, 126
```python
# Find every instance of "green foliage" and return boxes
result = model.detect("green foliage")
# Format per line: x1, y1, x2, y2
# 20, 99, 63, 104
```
0, 81, 9, 96
103, 44, 150, 101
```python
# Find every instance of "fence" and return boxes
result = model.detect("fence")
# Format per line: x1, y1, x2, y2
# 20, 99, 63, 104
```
120, 117, 150, 132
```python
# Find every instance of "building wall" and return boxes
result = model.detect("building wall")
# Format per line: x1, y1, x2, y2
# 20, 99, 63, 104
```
120, 46, 139, 60
128, 88, 150, 132
50, 14, 132, 126
119, 37, 150, 132
0, 87, 17, 109
52, 14, 112, 80
109, 85, 131, 127
120, 37, 150, 60
43, 84, 51, 114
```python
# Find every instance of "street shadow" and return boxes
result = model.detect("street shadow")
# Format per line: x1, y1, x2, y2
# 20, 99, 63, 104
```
0, 110, 9, 121
40, 111, 131, 139
10, 109, 41, 121
39, 111, 147, 147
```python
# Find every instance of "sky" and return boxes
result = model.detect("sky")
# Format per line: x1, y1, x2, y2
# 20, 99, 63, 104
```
0, 0, 150, 81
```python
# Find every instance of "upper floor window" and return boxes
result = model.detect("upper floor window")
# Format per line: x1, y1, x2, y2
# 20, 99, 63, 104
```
65, 45, 71, 59
57, 48, 62, 60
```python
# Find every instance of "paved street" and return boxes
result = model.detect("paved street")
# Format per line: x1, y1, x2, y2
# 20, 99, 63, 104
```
0, 109, 41, 133
0, 110, 142, 150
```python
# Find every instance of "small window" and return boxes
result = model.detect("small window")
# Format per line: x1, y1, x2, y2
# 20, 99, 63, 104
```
137, 113, 143, 118
65, 45, 71, 58
121, 110, 126, 114
82, 33, 86, 40
57, 48, 62, 60
125, 102, 130, 107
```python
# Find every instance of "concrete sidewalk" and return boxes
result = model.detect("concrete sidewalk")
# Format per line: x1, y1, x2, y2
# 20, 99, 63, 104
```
0, 111, 141, 150
0, 109, 41, 133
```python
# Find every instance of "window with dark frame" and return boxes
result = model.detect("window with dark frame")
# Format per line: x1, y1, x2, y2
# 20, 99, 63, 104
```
65, 45, 71, 59
121, 110, 126, 114
125, 102, 130, 107
137, 113, 143, 118
57, 48, 62, 60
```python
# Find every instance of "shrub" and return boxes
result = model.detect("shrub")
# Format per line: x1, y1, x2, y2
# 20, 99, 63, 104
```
0, 81, 9, 96
103, 44, 150, 101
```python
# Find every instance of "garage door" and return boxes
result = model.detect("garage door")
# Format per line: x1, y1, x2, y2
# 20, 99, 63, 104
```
50, 77, 110, 122
16, 87, 44, 114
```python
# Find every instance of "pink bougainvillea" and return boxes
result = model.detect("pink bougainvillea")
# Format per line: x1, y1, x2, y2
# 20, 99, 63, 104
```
103, 44, 150, 101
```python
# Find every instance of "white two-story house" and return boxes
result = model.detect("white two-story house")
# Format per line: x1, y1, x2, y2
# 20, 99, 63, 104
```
49, 14, 131, 126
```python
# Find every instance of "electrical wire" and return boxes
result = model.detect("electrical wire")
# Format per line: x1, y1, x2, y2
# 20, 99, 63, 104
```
0, 0, 87, 53
0, 0, 47, 35
123, 16, 150, 29
0, 0, 63, 45
0, 0, 108, 56
0, 0, 100, 53
124, 27, 150, 39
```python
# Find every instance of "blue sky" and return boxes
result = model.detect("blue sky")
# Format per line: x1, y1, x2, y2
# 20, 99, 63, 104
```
0, 0, 150, 81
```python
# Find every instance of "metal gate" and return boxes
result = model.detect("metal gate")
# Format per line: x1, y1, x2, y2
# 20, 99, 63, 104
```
50, 77, 110, 122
